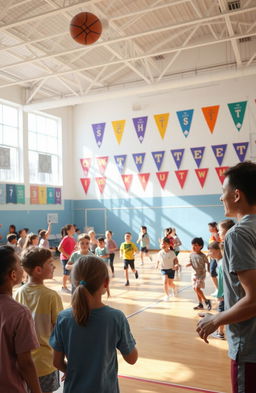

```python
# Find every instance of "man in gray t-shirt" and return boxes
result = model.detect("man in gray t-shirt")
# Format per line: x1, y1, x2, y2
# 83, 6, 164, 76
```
197, 162, 256, 393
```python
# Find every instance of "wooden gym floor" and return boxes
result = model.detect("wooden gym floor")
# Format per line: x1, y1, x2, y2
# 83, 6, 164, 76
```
41, 252, 230, 393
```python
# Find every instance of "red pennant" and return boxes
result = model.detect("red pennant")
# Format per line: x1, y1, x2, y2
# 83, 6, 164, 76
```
95, 177, 106, 194
175, 170, 188, 188
96, 156, 109, 175
156, 171, 169, 189
80, 178, 90, 194
195, 168, 208, 187
138, 173, 150, 190
121, 174, 133, 192
80, 158, 92, 176
215, 166, 229, 184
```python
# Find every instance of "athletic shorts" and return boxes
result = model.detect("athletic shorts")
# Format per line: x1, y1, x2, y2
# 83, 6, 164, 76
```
123, 259, 135, 270
161, 268, 175, 279
140, 246, 148, 253
192, 274, 205, 289
210, 258, 218, 277
231, 360, 256, 393
39, 370, 60, 393
61, 259, 71, 276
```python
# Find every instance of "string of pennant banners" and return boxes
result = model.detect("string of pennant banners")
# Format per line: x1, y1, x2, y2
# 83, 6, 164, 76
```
91, 101, 248, 147
80, 142, 249, 194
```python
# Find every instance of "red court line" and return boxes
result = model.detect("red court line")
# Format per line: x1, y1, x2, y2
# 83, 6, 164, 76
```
118, 375, 225, 393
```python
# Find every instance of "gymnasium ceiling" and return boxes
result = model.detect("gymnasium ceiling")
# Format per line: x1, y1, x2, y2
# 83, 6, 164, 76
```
0, 0, 256, 110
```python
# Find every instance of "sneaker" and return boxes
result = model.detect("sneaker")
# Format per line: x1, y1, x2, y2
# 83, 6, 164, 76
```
163, 295, 170, 301
193, 303, 204, 310
205, 299, 212, 311
61, 287, 71, 294
140, 262, 144, 266
135, 271, 139, 279
125, 280, 130, 286
211, 332, 225, 340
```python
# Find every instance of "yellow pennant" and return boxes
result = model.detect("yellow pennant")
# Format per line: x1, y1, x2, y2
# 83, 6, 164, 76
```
154, 113, 169, 139
38, 186, 47, 204
112, 120, 126, 144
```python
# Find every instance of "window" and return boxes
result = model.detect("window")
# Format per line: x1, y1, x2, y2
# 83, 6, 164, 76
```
0, 102, 22, 182
28, 112, 62, 186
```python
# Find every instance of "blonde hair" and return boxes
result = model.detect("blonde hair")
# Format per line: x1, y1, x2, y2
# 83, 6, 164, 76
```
71, 256, 109, 326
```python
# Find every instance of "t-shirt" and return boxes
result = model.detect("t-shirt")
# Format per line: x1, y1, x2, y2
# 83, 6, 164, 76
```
223, 214, 256, 362
14, 284, 63, 377
105, 239, 117, 253
189, 252, 208, 279
120, 241, 137, 260
68, 250, 94, 266
0, 294, 39, 393
59, 236, 76, 260
95, 246, 109, 263
50, 306, 136, 393
157, 249, 176, 269
39, 238, 50, 249
138, 233, 149, 248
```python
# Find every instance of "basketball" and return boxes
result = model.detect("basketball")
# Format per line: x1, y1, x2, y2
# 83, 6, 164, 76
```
70, 12, 102, 45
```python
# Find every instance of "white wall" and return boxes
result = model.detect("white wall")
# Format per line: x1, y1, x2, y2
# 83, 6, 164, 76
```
72, 74, 256, 200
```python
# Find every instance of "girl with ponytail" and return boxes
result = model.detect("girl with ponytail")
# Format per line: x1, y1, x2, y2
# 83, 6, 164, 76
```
50, 255, 138, 393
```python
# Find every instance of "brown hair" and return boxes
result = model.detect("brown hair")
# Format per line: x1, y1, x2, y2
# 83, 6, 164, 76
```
71, 256, 109, 326
39, 230, 47, 239
218, 219, 235, 232
21, 247, 52, 274
207, 241, 220, 250
77, 233, 90, 242
23, 233, 38, 249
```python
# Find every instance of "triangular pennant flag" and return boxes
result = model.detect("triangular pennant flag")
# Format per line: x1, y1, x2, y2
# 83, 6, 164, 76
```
112, 120, 126, 144
132, 116, 148, 143
215, 167, 229, 185
176, 109, 194, 137
228, 101, 247, 131
211, 144, 227, 166
156, 171, 169, 189
114, 155, 127, 174
175, 170, 188, 188
95, 177, 106, 194
80, 178, 91, 194
132, 153, 146, 172
121, 174, 133, 192
190, 147, 205, 168
92, 123, 106, 147
80, 158, 92, 176
201, 105, 220, 133
233, 142, 249, 162
195, 168, 209, 188
154, 113, 169, 139
171, 149, 184, 169
96, 156, 109, 175
138, 173, 150, 191
151, 151, 165, 171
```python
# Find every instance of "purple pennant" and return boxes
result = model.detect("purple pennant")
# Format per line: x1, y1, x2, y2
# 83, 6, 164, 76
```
55, 188, 62, 204
132, 117, 148, 143
132, 153, 145, 172
211, 144, 227, 166
114, 155, 127, 174
190, 147, 205, 168
92, 123, 106, 148
151, 151, 165, 171
170, 149, 184, 169
233, 142, 249, 162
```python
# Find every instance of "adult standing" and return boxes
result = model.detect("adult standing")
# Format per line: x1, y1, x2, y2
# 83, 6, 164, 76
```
197, 162, 256, 393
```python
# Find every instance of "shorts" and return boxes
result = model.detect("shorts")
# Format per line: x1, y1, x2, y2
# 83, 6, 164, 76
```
39, 370, 60, 393
123, 259, 135, 270
61, 259, 71, 276
231, 360, 256, 393
192, 274, 205, 289
218, 299, 224, 312
210, 258, 218, 277
140, 246, 148, 253
161, 269, 175, 279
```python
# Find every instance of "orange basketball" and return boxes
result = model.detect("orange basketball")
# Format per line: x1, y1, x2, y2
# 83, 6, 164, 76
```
70, 12, 102, 45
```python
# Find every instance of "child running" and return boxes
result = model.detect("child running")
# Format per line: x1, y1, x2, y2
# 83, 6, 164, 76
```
156, 237, 178, 301
95, 237, 110, 264
58, 224, 76, 293
105, 230, 117, 277
120, 232, 139, 286
186, 237, 212, 310
50, 256, 138, 393
0, 246, 41, 393
88, 230, 98, 254
15, 247, 63, 393
137, 225, 152, 265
